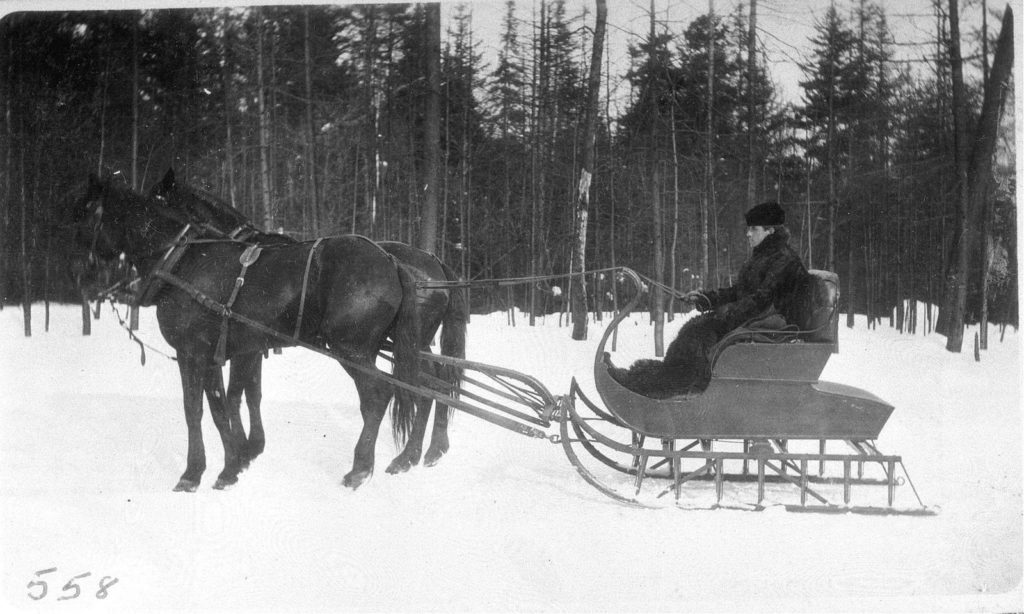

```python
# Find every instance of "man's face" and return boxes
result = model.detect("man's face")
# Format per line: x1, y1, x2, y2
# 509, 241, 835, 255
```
746, 225, 772, 249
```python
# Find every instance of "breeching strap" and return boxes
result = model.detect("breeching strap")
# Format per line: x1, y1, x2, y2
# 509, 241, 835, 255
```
293, 237, 325, 341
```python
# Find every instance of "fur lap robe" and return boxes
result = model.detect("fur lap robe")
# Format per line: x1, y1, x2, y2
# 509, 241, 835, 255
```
610, 231, 809, 399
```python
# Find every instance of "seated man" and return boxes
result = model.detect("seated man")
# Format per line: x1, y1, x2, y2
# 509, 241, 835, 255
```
611, 201, 811, 398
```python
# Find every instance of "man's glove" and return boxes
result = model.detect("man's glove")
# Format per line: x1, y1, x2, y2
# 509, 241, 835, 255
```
682, 290, 710, 312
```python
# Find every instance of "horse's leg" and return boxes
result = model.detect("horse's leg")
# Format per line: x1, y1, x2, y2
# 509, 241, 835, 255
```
202, 365, 248, 490
229, 353, 265, 463
424, 355, 453, 466
385, 350, 435, 475
385, 398, 431, 474
424, 391, 451, 467
341, 363, 392, 489
174, 353, 206, 492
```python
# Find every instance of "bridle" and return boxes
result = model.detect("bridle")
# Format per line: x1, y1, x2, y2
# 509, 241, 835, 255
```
88, 181, 205, 263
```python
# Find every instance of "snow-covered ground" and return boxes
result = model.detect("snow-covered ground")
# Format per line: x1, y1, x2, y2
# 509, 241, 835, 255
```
0, 303, 1020, 612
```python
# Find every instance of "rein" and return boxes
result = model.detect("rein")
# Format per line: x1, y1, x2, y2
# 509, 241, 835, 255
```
415, 266, 694, 302
96, 289, 178, 366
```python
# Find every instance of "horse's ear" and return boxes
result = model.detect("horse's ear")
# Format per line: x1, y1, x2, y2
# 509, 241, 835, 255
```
159, 168, 176, 192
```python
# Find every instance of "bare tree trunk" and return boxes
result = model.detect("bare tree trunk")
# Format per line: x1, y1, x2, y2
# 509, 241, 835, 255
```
13, 30, 30, 336
221, 9, 237, 208
652, 164, 665, 356
968, 5, 1014, 350
1, 21, 13, 311
96, 58, 109, 175
256, 8, 273, 232
646, 0, 665, 354
528, 0, 545, 327
746, 0, 758, 208
943, 0, 970, 351
419, 3, 441, 254
804, 154, 813, 267
44, 215, 50, 332
826, 91, 836, 272
979, 0, 990, 349
570, 0, 605, 341
131, 15, 139, 189
128, 13, 141, 329
668, 103, 680, 320
20, 139, 30, 337
303, 8, 320, 237
460, 123, 470, 309
701, 0, 714, 287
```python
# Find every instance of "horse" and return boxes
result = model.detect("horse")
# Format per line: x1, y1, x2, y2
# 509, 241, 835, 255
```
149, 168, 467, 472
65, 172, 422, 491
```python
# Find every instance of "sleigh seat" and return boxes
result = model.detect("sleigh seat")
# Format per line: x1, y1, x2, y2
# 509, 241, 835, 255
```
705, 269, 839, 383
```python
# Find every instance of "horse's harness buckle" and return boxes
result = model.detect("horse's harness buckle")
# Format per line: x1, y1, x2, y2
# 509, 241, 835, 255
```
239, 244, 262, 267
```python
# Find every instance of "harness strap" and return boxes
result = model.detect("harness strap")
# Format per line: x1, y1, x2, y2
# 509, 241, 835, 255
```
293, 237, 325, 341
214, 244, 263, 365
133, 224, 195, 307
229, 225, 259, 241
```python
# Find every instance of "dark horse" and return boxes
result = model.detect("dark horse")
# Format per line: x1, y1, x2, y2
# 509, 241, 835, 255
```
149, 169, 467, 472
67, 172, 422, 491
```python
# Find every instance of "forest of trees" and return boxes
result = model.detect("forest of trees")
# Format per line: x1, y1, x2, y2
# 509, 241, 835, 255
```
0, 1, 1016, 349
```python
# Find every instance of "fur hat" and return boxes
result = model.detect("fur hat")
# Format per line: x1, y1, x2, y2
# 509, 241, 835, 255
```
744, 201, 785, 226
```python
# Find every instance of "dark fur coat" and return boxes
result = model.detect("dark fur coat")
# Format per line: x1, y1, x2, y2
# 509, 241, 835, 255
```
611, 231, 809, 398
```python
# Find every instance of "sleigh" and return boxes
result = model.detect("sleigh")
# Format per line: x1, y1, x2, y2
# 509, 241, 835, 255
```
552, 268, 931, 513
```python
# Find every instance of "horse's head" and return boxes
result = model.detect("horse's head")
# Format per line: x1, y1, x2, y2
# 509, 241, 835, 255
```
69, 171, 171, 264
61, 172, 123, 262
151, 168, 251, 235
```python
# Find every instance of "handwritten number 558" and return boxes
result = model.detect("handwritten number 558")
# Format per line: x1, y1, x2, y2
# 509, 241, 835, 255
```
27, 568, 118, 601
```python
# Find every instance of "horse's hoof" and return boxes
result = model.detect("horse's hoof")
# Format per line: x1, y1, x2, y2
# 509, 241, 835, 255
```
213, 476, 237, 490
342, 470, 372, 489
385, 455, 417, 475
245, 440, 265, 461
173, 479, 199, 493
424, 446, 448, 467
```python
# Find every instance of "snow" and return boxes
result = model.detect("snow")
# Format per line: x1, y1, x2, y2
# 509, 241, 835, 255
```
0, 303, 1021, 613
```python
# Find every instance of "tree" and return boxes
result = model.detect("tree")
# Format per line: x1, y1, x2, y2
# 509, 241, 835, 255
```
943, 0, 970, 351
954, 4, 1014, 349
569, 0, 606, 341
419, 3, 441, 254
799, 5, 857, 273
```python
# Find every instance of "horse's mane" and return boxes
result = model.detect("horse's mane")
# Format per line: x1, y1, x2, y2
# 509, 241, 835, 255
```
176, 183, 251, 229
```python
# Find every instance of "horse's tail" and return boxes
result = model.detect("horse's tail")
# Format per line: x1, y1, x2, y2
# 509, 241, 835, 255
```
389, 262, 421, 445
438, 261, 468, 414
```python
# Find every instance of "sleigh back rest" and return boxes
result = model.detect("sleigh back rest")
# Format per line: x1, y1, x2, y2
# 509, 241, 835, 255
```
708, 270, 839, 382
797, 269, 840, 349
